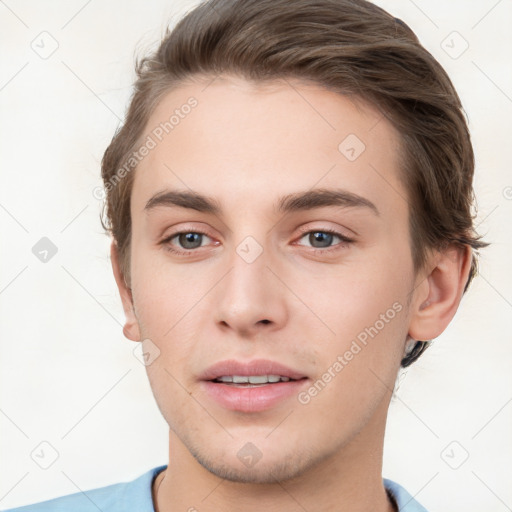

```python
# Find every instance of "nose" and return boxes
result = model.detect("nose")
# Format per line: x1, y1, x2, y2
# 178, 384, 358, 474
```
213, 242, 288, 338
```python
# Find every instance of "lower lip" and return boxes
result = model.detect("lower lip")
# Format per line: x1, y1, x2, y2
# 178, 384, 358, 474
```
201, 380, 308, 412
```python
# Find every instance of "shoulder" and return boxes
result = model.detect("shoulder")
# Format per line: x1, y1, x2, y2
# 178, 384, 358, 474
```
384, 478, 429, 512
1, 465, 167, 512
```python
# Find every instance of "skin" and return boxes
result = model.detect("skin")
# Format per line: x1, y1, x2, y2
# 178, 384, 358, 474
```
111, 75, 472, 512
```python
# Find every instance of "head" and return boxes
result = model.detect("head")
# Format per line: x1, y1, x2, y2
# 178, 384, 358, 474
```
102, 0, 486, 484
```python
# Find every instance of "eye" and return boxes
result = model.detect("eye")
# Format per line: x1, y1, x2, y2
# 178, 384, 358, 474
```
295, 229, 353, 251
160, 228, 353, 256
161, 231, 214, 254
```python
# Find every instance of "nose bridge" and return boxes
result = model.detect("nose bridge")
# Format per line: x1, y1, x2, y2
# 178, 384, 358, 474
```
213, 234, 287, 333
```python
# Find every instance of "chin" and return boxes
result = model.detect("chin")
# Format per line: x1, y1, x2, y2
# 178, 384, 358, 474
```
197, 457, 309, 484
188, 442, 322, 484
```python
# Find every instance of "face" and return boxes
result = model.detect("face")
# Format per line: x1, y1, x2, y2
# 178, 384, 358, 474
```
119, 75, 422, 483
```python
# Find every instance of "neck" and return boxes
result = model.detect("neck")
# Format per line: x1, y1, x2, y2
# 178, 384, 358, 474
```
153, 402, 396, 512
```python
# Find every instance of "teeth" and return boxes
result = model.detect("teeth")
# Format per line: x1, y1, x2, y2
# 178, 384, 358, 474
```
216, 375, 291, 384
248, 375, 269, 384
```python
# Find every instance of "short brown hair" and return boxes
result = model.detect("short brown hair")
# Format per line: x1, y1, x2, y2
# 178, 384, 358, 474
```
100, 0, 487, 363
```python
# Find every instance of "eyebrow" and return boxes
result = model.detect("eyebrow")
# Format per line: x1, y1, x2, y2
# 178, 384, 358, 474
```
144, 188, 379, 216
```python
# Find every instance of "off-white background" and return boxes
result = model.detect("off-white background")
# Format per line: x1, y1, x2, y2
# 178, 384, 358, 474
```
1, 0, 511, 510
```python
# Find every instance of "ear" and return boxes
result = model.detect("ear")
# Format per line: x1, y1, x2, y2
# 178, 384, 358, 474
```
408, 245, 472, 341
110, 240, 141, 342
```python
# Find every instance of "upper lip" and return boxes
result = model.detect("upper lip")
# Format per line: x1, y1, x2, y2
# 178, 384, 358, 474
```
199, 359, 307, 381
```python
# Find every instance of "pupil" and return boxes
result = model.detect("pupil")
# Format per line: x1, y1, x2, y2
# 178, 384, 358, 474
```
180, 233, 202, 249
310, 232, 332, 248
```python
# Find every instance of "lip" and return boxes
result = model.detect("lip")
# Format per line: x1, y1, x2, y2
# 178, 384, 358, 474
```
199, 358, 307, 381
199, 359, 309, 413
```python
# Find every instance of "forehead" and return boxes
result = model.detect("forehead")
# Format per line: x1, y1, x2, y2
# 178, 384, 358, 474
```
131, 75, 405, 219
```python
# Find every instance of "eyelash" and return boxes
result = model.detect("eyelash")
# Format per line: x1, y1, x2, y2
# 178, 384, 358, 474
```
160, 228, 354, 256
161, 230, 216, 256
294, 226, 354, 253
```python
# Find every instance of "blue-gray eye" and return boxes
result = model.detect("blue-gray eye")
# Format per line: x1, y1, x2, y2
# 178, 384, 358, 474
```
178, 232, 204, 249
304, 231, 339, 248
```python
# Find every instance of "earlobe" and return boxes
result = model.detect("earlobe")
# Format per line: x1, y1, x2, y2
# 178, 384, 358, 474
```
408, 245, 472, 342
110, 240, 141, 342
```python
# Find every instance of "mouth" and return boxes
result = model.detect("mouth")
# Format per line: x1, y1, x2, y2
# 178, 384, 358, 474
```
212, 374, 299, 386
200, 358, 307, 381
199, 359, 309, 412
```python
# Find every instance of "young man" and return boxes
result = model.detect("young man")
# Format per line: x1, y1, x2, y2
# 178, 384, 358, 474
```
4, 0, 486, 510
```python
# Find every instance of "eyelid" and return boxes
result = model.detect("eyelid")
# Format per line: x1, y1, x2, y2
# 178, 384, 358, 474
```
160, 222, 216, 242
294, 225, 355, 243
160, 227, 217, 255
294, 221, 358, 238
292, 231, 353, 256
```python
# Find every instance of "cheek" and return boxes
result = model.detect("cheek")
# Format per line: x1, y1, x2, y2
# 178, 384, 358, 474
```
289, 248, 412, 399
144, 360, 203, 436
291, 251, 411, 337
130, 253, 217, 388
130, 248, 208, 336
295, 291, 407, 430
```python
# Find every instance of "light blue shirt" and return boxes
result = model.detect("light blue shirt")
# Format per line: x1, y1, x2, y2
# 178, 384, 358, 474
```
2, 465, 428, 511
